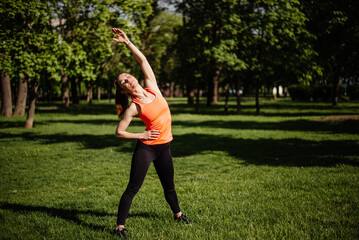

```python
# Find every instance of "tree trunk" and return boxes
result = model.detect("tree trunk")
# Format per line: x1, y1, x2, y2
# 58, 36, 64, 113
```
13, 76, 28, 116
78, 78, 82, 102
255, 86, 260, 114
169, 81, 175, 98
87, 83, 93, 104
236, 79, 241, 115
97, 86, 101, 100
70, 77, 79, 104
187, 83, 194, 104
195, 84, 200, 113
224, 87, 229, 114
207, 75, 214, 106
107, 87, 112, 102
61, 72, 70, 107
212, 68, 221, 104
213, 79, 219, 104
24, 81, 38, 128
1, 71, 12, 117
332, 73, 341, 106
0, 80, 2, 108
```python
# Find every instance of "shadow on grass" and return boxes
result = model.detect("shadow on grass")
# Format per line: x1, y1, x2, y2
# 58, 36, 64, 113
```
254, 102, 359, 110
0, 202, 113, 232
3, 117, 356, 134
44, 119, 143, 126
1, 131, 357, 167
171, 134, 359, 167
0, 121, 27, 129
173, 119, 359, 134
168, 102, 359, 116
0, 202, 164, 232
0, 132, 134, 150
32, 102, 359, 117
35, 103, 116, 115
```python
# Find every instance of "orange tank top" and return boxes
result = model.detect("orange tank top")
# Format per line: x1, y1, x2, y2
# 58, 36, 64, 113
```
132, 88, 173, 145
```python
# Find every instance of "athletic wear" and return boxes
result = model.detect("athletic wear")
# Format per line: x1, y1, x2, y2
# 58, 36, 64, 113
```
174, 213, 191, 224
114, 228, 128, 239
116, 140, 180, 226
132, 88, 173, 145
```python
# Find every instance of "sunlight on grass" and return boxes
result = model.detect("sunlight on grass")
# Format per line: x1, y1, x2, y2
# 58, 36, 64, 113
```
1, 99, 358, 239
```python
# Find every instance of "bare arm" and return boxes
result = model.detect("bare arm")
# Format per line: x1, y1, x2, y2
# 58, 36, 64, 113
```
115, 103, 160, 140
112, 28, 161, 95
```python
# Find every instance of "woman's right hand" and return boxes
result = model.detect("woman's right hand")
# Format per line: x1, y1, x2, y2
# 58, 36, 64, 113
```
142, 130, 160, 140
112, 28, 130, 44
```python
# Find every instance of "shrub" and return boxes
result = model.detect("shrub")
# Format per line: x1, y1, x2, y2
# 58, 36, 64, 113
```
313, 85, 332, 101
347, 84, 359, 100
288, 85, 312, 101
288, 84, 347, 102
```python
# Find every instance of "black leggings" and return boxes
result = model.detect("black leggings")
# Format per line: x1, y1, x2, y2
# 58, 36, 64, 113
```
117, 140, 180, 225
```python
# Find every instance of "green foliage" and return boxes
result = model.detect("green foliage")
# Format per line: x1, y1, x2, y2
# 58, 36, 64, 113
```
52, 0, 116, 83
212, 39, 248, 71
0, 0, 60, 82
176, 0, 318, 105
1, 0, 158, 102
93, 0, 157, 90
300, 0, 359, 103
2, 0, 358, 108
244, 0, 317, 86
146, 11, 182, 86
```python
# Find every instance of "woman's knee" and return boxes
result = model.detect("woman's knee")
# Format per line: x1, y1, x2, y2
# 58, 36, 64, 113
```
163, 184, 175, 194
125, 183, 141, 196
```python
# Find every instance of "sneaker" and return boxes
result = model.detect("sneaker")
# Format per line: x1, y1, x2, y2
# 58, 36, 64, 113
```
114, 228, 129, 239
174, 213, 191, 224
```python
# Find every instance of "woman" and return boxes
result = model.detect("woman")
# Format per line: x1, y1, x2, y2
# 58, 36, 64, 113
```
111, 28, 190, 239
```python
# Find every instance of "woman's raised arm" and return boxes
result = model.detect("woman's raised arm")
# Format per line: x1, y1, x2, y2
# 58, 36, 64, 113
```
112, 28, 161, 94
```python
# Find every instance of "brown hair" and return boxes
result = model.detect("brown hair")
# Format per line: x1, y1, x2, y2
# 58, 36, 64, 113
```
114, 80, 129, 119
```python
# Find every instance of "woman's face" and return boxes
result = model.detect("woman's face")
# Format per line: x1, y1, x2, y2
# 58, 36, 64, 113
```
116, 73, 138, 93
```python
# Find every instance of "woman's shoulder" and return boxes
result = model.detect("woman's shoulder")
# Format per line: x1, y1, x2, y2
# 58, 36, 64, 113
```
126, 102, 141, 117
145, 87, 162, 97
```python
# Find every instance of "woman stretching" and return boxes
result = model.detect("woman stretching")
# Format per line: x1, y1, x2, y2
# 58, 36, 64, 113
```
111, 28, 190, 239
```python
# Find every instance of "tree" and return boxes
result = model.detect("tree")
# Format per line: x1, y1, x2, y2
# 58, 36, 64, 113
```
176, 0, 315, 113
51, 0, 129, 105
243, 0, 316, 113
21, 1, 60, 128
176, 0, 226, 107
52, 1, 97, 105
145, 11, 182, 96
1, 0, 61, 126
0, 0, 19, 117
300, 0, 359, 106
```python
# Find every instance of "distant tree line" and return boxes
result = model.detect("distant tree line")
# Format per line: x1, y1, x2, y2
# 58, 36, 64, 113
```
1, 0, 358, 127
175, 0, 359, 113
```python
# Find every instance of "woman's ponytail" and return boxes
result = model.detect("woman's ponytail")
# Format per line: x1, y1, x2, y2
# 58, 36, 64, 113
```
114, 81, 129, 119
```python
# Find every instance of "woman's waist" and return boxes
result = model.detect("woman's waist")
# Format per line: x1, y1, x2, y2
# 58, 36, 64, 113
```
141, 124, 172, 145
144, 119, 171, 130
140, 133, 173, 145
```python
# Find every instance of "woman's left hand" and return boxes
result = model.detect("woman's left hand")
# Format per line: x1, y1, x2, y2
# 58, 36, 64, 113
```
142, 130, 160, 140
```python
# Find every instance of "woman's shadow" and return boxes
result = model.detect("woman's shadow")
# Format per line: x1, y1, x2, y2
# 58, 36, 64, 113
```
0, 202, 159, 232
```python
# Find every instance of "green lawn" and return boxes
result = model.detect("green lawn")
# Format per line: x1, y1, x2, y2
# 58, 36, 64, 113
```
1, 97, 358, 239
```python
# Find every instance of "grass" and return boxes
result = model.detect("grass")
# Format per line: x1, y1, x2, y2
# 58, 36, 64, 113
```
0, 97, 358, 239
